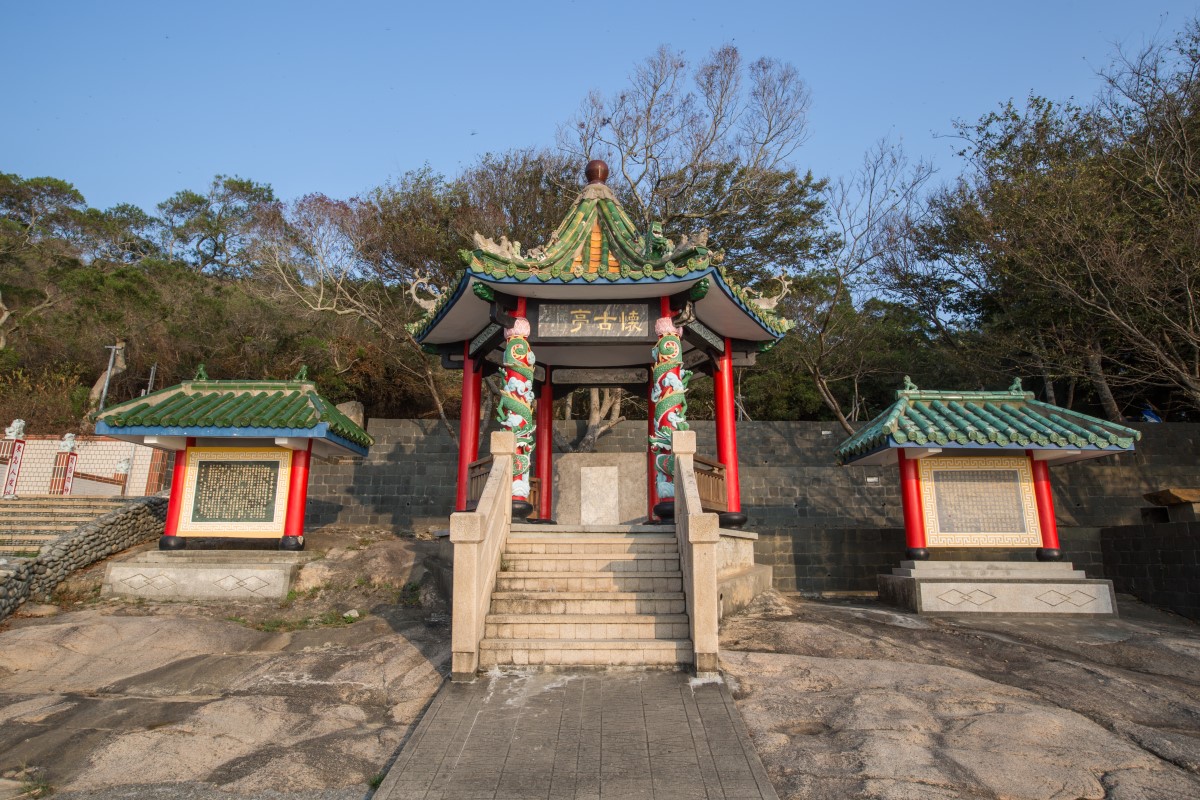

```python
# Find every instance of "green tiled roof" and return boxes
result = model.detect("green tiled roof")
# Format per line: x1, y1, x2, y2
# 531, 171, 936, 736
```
410, 183, 792, 341
835, 379, 1141, 465
95, 380, 373, 449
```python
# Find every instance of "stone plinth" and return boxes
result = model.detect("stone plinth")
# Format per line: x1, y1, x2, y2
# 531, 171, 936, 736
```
103, 550, 315, 601
879, 561, 1116, 616
553, 453, 647, 526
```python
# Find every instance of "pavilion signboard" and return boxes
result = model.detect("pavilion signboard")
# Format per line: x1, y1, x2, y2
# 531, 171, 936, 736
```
533, 302, 653, 340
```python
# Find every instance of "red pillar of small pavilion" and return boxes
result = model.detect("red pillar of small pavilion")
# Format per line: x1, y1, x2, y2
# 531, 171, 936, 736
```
281, 440, 312, 550
159, 437, 194, 550
455, 342, 483, 512
714, 337, 746, 528
1028, 452, 1063, 561
535, 366, 554, 521
897, 449, 929, 560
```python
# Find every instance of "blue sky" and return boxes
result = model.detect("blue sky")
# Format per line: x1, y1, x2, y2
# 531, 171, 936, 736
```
4, 1, 1197, 213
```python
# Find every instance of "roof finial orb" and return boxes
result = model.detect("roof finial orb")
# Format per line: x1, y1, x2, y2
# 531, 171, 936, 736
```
585, 159, 609, 185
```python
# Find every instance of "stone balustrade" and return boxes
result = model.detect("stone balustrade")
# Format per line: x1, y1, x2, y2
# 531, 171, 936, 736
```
450, 431, 514, 681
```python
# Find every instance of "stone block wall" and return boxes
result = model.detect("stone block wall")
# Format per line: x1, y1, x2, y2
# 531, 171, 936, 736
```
1100, 522, 1200, 621
0, 496, 168, 621
307, 419, 1200, 593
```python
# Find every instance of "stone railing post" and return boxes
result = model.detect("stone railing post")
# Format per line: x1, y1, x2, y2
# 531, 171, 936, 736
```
673, 430, 721, 675
450, 430, 514, 682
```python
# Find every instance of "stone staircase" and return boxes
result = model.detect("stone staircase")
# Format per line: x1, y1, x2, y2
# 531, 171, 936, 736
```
478, 524, 694, 669
0, 496, 131, 556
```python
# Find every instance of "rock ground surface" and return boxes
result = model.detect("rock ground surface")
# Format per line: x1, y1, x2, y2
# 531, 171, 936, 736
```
3, 533, 1200, 800
0, 528, 450, 800
721, 591, 1200, 800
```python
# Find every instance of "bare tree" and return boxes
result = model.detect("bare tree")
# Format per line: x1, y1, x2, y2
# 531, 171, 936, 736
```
559, 45, 824, 286
787, 141, 935, 432
248, 194, 458, 438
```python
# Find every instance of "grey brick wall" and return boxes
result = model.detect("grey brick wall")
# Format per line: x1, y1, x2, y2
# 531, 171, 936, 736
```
1101, 522, 1200, 621
307, 420, 1200, 593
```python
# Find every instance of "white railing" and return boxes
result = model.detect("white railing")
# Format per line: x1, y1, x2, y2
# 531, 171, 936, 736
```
450, 431, 514, 681
672, 430, 721, 675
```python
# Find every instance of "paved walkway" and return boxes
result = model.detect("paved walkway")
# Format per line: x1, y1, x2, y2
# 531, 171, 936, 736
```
375, 670, 778, 800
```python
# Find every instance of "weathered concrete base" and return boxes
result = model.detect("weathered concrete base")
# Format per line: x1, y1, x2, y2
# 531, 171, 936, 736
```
879, 561, 1117, 616
719, 564, 775, 621
103, 550, 316, 601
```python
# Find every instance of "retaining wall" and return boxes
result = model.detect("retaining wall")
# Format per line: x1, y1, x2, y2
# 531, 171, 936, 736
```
0, 496, 168, 621
1100, 522, 1200, 621
307, 420, 1200, 594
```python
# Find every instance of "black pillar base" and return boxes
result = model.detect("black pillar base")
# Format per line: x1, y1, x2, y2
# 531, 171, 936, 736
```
158, 535, 187, 551
279, 536, 305, 551
526, 517, 558, 525
718, 511, 748, 529
1036, 547, 1062, 562
653, 501, 675, 520
512, 500, 534, 521
905, 547, 930, 561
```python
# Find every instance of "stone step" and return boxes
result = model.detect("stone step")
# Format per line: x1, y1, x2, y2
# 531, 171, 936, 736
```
0, 522, 80, 532
478, 638, 694, 668
509, 523, 673, 535
893, 567, 1088, 579
0, 496, 128, 507
485, 613, 691, 641
490, 591, 686, 615
0, 513, 107, 522
502, 553, 680, 573
0, 544, 46, 555
900, 560, 1080, 571
0, 533, 58, 542
504, 536, 677, 554
494, 571, 683, 593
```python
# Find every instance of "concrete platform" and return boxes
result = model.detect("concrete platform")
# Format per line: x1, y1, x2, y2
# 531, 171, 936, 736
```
103, 550, 316, 601
376, 670, 778, 800
879, 560, 1117, 616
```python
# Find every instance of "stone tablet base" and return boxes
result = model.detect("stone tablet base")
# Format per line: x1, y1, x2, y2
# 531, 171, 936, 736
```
103, 550, 315, 601
878, 561, 1116, 616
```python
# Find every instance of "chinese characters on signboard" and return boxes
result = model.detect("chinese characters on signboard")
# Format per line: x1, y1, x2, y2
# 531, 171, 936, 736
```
536, 303, 651, 338
191, 460, 280, 523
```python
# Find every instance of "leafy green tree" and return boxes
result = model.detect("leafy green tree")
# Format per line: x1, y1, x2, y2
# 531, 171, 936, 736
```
158, 175, 275, 277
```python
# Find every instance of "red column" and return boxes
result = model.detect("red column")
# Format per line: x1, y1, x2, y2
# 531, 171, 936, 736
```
897, 450, 929, 559
1029, 452, 1062, 561
284, 441, 312, 540
160, 438, 194, 549
536, 366, 554, 521
455, 341, 482, 512
714, 337, 745, 526
647, 380, 658, 521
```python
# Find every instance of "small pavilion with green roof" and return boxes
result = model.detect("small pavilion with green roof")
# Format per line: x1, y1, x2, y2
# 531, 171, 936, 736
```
94, 370, 372, 550
413, 160, 790, 526
835, 378, 1141, 562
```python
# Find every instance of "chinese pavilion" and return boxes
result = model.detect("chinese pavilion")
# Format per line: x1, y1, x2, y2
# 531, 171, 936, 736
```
94, 372, 372, 550
413, 161, 790, 526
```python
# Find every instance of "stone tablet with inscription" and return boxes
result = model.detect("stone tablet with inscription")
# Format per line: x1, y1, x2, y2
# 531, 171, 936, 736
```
919, 456, 1042, 547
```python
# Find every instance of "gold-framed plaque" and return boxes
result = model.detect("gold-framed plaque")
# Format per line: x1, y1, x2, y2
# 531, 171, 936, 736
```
177, 447, 292, 537
918, 455, 1041, 547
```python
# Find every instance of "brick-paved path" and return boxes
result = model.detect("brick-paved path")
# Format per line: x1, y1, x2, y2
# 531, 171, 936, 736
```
375, 670, 778, 800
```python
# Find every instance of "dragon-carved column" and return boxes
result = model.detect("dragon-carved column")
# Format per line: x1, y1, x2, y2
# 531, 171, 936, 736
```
496, 307, 536, 519
648, 306, 690, 520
